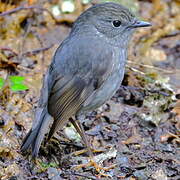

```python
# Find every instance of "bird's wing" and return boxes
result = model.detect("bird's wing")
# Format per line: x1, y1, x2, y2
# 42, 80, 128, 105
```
47, 36, 114, 139
47, 75, 94, 139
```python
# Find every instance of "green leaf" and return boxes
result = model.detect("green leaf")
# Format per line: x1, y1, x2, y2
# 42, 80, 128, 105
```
9, 76, 25, 83
10, 84, 28, 91
40, 162, 58, 169
0, 78, 5, 89
9, 76, 28, 91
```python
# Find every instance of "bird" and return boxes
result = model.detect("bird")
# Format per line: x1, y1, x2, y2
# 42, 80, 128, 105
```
21, 2, 151, 165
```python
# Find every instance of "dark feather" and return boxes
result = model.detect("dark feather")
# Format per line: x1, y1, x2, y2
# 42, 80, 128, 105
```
48, 77, 93, 139
21, 108, 52, 157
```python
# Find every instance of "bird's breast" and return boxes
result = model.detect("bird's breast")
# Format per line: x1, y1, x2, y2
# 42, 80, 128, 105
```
81, 48, 127, 112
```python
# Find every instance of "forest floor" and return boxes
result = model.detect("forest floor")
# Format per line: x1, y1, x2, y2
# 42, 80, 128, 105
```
0, 0, 179, 179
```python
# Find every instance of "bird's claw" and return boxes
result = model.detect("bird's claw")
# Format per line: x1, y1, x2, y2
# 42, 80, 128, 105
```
73, 158, 116, 177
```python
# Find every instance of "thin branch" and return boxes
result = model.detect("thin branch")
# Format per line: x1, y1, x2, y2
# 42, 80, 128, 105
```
0, 4, 78, 24
0, 5, 58, 23
0, 47, 18, 57
22, 44, 53, 57
0, 45, 53, 59
126, 65, 145, 75
127, 60, 179, 74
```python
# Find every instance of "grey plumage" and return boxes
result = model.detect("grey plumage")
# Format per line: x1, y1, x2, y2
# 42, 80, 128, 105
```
21, 2, 151, 157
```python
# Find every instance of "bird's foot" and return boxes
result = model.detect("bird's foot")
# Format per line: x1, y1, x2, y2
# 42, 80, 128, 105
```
73, 148, 105, 156
73, 158, 116, 177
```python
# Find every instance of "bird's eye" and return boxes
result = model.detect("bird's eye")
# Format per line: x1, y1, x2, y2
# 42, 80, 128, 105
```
112, 20, 121, 27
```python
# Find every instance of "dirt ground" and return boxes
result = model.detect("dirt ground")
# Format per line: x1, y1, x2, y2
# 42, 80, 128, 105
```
0, 0, 179, 179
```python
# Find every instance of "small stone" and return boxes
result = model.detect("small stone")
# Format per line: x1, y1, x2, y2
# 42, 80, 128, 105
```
61, 1, 75, 13
47, 167, 62, 180
151, 169, 167, 180
134, 170, 148, 180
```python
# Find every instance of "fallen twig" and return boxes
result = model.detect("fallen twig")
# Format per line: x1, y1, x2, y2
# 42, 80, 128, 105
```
22, 44, 53, 57
0, 45, 53, 59
127, 60, 179, 74
0, 47, 18, 57
0, 5, 58, 23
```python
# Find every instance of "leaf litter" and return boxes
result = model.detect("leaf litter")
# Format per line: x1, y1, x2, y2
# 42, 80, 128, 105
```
0, 0, 179, 179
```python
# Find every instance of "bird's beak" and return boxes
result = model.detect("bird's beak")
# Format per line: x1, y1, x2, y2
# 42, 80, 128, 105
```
131, 20, 151, 28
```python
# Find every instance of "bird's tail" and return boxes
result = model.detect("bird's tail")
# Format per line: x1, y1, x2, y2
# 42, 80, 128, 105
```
21, 107, 51, 157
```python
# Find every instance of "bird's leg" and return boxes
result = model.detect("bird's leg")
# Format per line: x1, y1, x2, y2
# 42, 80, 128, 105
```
69, 117, 93, 157
70, 116, 115, 176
